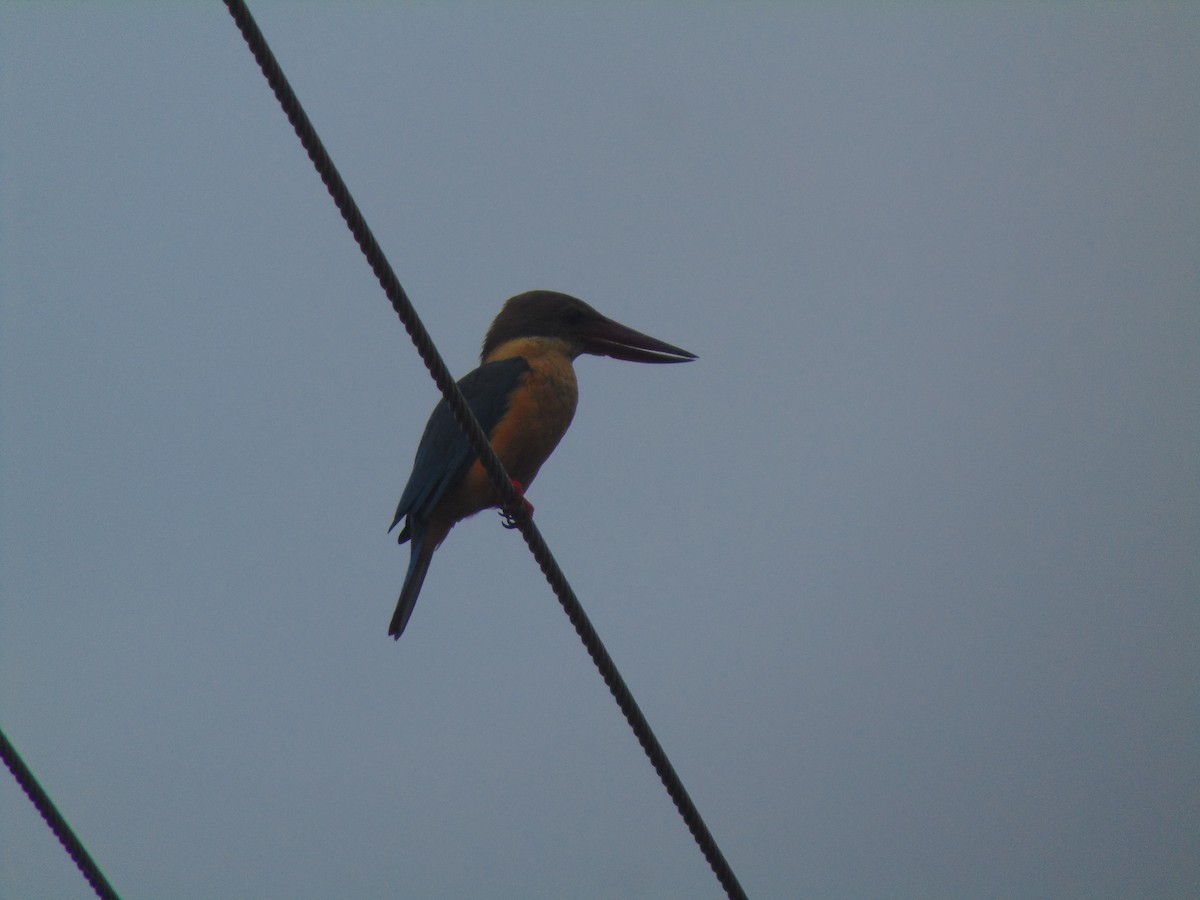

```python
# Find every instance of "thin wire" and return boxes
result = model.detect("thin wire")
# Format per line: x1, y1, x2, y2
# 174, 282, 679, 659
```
221, 2, 746, 897
516, 524, 748, 899
0, 725, 121, 900
217, 3, 512, 509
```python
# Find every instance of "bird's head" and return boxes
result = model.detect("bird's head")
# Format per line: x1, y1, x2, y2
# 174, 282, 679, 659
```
481, 291, 697, 364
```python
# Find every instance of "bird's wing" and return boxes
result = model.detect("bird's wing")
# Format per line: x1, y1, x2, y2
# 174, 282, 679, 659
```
390, 356, 531, 535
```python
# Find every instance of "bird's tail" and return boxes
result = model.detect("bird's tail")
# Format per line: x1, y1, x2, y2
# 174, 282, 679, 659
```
389, 538, 433, 640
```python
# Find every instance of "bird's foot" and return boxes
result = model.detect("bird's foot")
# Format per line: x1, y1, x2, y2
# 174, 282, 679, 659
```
499, 480, 534, 529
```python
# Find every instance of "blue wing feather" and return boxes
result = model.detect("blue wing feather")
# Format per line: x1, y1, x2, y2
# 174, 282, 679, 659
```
390, 357, 530, 538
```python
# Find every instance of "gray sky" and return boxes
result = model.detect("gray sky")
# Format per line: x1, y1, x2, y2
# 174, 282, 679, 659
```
2, 4, 1197, 898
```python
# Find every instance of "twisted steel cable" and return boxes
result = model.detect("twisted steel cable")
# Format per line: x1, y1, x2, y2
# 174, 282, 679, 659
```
222, 2, 746, 896
0, 725, 121, 900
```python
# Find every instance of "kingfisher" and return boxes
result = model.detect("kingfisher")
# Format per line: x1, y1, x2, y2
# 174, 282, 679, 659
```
388, 290, 696, 639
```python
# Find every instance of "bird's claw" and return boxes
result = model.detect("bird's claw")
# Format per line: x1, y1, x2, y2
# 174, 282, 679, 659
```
499, 480, 534, 529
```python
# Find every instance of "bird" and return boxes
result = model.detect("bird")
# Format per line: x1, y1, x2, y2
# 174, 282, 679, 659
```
387, 290, 696, 639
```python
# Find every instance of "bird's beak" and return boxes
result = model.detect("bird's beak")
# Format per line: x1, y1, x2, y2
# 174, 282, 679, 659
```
581, 313, 697, 363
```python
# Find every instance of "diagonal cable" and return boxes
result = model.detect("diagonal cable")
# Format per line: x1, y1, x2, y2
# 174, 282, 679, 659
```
221, 2, 746, 897
0, 725, 121, 900
217, 2, 511, 511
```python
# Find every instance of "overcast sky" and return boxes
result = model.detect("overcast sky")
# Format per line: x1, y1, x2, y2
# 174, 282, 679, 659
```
2, 4, 1197, 898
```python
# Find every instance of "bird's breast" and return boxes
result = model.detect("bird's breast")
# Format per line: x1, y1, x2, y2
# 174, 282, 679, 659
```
489, 350, 579, 486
